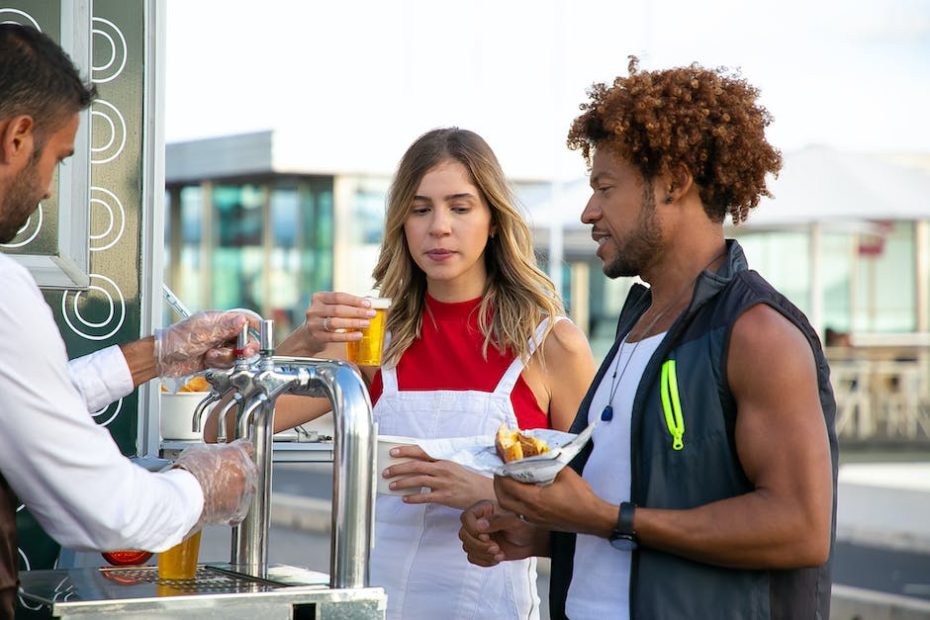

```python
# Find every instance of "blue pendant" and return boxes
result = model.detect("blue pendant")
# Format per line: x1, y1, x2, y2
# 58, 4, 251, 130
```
601, 405, 614, 421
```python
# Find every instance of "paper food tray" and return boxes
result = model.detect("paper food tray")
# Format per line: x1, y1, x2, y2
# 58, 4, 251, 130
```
415, 420, 598, 485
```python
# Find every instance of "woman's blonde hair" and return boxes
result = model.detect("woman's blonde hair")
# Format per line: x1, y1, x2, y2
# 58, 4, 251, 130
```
372, 127, 564, 367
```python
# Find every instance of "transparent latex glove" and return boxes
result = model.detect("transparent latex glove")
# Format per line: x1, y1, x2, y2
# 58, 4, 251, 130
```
155, 310, 261, 377
173, 439, 257, 528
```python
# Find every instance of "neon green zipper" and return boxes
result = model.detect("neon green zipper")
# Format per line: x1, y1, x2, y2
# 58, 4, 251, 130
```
660, 360, 685, 450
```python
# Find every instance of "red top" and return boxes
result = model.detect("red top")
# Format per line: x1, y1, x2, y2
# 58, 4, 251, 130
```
369, 294, 549, 429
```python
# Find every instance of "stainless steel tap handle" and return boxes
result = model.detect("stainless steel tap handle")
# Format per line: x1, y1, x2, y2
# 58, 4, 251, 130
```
236, 323, 250, 354
260, 319, 274, 354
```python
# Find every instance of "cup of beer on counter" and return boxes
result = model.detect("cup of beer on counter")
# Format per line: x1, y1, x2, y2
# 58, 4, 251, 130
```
346, 297, 391, 367
157, 530, 202, 581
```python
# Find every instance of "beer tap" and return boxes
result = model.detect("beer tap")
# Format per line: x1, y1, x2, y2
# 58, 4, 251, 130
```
198, 317, 376, 588
232, 320, 292, 575
215, 324, 260, 443
191, 367, 234, 435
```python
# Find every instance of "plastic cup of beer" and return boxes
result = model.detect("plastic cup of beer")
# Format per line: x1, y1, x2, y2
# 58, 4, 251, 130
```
157, 530, 202, 581
346, 297, 391, 366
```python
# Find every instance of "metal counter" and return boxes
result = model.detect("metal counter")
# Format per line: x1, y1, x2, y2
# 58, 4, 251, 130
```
19, 563, 386, 619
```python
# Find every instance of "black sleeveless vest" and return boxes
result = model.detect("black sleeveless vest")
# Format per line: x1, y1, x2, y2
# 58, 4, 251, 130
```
550, 240, 838, 619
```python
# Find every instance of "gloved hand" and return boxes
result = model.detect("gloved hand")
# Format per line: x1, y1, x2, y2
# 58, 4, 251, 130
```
173, 439, 257, 527
155, 310, 261, 377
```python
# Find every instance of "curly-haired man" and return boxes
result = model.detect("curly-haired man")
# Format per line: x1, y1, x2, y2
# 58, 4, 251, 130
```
460, 57, 837, 619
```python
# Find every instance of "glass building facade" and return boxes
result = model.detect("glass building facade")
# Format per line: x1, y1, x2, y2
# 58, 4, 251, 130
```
165, 176, 334, 338
165, 176, 929, 357
732, 222, 920, 335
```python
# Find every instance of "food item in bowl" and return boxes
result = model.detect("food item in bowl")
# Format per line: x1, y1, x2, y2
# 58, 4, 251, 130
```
161, 375, 210, 393
495, 424, 550, 463
179, 376, 210, 392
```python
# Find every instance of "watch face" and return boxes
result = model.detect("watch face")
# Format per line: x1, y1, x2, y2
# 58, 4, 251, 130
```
609, 534, 637, 551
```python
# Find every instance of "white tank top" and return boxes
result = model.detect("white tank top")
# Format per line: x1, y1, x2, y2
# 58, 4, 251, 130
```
566, 331, 667, 620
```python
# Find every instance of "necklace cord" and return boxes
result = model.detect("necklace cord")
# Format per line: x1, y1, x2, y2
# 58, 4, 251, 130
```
600, 249, 727, 421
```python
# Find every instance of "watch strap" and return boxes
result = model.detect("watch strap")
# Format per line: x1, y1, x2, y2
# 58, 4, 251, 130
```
618, 501, 636, 537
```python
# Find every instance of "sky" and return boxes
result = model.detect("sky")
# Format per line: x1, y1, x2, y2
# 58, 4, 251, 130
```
163, 0, 930, 180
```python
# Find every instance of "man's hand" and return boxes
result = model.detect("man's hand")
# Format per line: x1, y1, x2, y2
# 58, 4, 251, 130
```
155, 310, 260, 377
458, 500, 544, 567
493, 468, 617, 538
173, 439, 257, 529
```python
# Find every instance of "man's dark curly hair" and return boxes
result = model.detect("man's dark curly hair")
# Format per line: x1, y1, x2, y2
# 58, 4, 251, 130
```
567, 56, 782, 224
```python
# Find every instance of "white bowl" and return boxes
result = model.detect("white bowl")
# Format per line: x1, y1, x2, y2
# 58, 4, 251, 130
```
160, 392, 213, 441
376, 435, 421, 496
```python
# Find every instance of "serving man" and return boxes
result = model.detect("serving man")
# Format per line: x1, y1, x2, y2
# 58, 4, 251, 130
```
460, 57, 838, 619
0, 23, 258, 619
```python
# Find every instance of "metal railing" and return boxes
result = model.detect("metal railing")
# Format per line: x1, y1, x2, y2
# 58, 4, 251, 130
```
828, 346, 930, 442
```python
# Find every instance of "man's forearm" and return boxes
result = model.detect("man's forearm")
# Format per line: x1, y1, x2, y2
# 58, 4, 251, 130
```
635, 491, 831, 569
119, 336, 157, 387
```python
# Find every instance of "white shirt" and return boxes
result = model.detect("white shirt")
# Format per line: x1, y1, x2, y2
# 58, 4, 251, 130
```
0, 253, 202, 552
566, 331, 666, 620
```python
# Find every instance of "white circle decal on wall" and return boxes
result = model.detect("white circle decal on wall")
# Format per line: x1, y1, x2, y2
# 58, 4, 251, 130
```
61, 274, 127, 341
91, 17, 127, 83
17, 548, 45, 611
0, 9, 40, 29
89, 187, 126, 251
0, 203, 43, 248
16, 548, 30, 571
90, 100, 126, 164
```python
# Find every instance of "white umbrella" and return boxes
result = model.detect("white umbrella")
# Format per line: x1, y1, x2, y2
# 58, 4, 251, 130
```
744, 146, 930, 230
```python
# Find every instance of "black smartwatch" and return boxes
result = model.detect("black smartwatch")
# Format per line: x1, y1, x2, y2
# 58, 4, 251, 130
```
608, 501, 638, 550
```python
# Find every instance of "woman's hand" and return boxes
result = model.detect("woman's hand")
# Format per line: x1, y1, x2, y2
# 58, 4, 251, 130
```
382, 445, 495, 510
276, 291, 376, 358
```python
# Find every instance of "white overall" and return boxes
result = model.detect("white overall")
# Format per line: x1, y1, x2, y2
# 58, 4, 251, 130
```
370, 319, 560, 620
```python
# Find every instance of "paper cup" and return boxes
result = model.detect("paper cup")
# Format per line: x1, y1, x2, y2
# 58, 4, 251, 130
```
377, 435, 420, 496
160, 392, 212, 441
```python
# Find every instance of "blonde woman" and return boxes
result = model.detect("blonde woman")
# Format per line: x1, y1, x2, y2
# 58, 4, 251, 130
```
241, 128, 594, 619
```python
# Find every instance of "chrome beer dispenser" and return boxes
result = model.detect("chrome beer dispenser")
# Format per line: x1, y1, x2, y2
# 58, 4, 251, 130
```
199, 319, 376, 587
